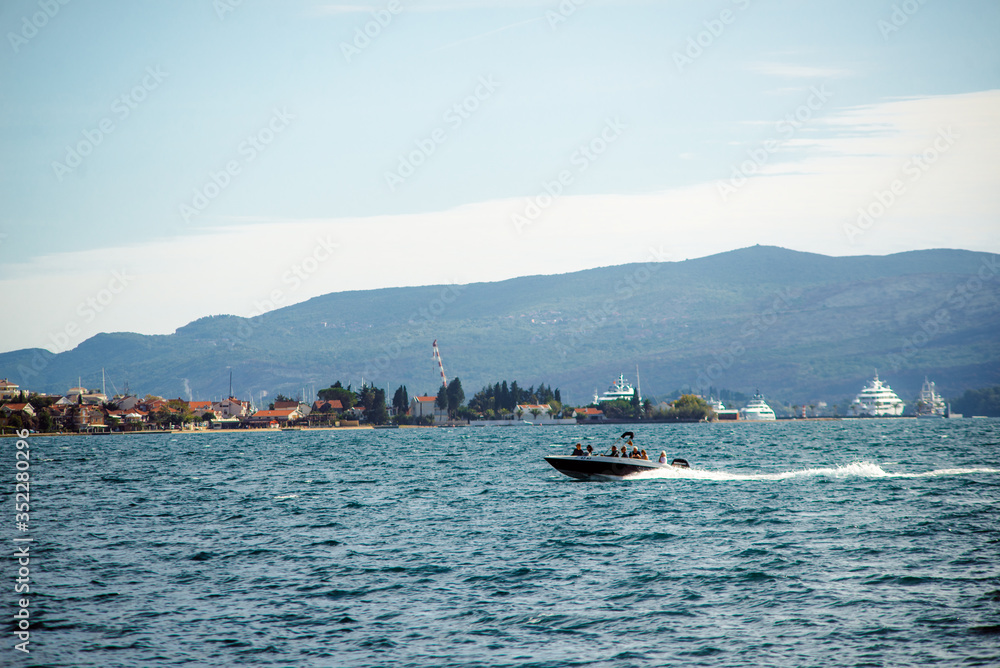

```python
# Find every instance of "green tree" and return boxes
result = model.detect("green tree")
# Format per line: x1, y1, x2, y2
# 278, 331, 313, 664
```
168, 399, 195, 424
367, 388, 389, 425
392, 385, 409, 414
153, 406, 173, 428
435, 385, 448, 411
37, 409, 54, 433
655, 395, 711, 422
318, 381, 356, 409
456, 405, 477, 421
6, 413, 23, 432
951, 386, 1000, 417
357, 384, 377, 413
446, 378, 465, 417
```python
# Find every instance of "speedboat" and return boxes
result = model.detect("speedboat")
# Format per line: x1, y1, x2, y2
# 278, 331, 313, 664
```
545, 432, 690, 480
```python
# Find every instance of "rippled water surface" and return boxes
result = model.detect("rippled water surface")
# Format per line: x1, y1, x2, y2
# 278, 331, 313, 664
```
9, 420, 1000, 667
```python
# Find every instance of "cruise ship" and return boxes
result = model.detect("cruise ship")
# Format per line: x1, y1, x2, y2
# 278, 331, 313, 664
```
916, 377, 947, 418
852, 372, 905, 417
594, 374, 639, 403
739, 390, 776, 421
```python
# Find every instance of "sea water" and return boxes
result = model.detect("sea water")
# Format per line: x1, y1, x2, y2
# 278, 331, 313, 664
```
7, 419, 1000, 667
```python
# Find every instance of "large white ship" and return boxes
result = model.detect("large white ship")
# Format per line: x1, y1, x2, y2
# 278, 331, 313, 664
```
594, 374, 638, 404
853, 372, 905, 417
916, 377, 947, 418
739, 390, 776, 421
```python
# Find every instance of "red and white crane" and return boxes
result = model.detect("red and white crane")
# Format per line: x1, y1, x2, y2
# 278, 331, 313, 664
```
432, 340, 447, 389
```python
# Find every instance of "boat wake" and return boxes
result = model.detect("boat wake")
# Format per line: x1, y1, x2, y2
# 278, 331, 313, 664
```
629, 461, 1000, 482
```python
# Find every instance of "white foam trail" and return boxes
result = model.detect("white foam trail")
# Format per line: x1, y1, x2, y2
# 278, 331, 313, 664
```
629, 461, 1000, 482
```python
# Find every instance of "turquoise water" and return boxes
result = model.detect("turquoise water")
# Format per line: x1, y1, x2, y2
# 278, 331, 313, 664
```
7, 419, 1000, 667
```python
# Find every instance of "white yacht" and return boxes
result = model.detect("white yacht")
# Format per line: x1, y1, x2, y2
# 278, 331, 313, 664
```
916, 377, 947, 418
594, 374, 638, 403
740, 390, 776, 421
852, 372, 905, 417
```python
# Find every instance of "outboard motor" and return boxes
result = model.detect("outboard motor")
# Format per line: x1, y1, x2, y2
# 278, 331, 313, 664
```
670, 458, 690, 469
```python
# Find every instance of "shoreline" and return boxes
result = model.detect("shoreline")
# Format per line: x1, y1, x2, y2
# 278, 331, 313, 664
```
3, 414, 975, 438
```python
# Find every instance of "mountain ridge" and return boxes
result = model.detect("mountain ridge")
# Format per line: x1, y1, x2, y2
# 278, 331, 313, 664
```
4, 246, 998, 406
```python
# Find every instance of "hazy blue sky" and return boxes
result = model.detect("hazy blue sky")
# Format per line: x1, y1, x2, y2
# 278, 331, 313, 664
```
2, 0, 998, 354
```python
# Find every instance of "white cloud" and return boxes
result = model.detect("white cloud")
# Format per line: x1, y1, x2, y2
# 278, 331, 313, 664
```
2, 90, 998, 354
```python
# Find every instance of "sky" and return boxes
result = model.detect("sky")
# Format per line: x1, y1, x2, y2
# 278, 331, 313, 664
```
1, 0, 998, 355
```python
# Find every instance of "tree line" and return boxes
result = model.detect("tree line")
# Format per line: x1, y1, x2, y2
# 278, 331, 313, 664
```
467, 380, 561, 414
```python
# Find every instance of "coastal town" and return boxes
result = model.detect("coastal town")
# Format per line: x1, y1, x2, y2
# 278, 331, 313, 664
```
0, 375, 583, 434
1, 369, 991, 435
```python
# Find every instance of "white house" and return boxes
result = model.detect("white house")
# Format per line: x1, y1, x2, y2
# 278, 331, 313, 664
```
0, 379, 21, 401
410, 395, 447, 423
213, 397, 250, 419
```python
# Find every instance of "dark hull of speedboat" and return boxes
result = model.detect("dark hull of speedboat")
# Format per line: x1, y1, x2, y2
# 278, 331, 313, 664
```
544, 456, 661, 480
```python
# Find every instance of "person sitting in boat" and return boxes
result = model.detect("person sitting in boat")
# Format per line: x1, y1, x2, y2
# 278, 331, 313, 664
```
572, 443, 585, 457
609, 445, 619, 457
658, 451, 668, 464
586, 444, 594, 456
631, 446, 640, 458
640, 449, 648, 460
